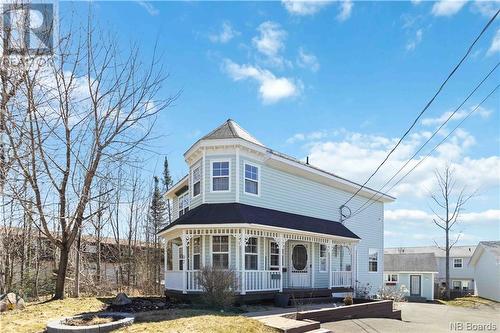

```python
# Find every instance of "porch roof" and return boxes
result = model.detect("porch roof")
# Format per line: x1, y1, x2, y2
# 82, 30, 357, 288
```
159, 203, 360, 240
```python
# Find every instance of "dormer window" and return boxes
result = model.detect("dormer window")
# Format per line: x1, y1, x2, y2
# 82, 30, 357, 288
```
192, 165, 201, 197
212, 161, 230, 191
178, 192, 189, 217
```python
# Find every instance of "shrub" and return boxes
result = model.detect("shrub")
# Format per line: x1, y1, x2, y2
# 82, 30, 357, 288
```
197, 266, 237, 309
377, 285, 408, 302
344, 295, 353, 305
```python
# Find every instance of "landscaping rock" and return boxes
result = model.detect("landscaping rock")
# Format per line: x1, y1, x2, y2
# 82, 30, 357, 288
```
5, 292, 16, 305
0, 300, 7, 312
112, 293, 132, 306
16, 297, 25, 310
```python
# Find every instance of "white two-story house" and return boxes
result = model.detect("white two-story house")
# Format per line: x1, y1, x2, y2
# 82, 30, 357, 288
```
159, 120, 394, 302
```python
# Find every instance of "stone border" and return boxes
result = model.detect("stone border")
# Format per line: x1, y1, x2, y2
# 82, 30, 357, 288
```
46, 312, 134, 333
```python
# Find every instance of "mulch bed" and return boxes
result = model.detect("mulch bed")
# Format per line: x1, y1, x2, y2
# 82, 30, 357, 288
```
105, 297, 190, 313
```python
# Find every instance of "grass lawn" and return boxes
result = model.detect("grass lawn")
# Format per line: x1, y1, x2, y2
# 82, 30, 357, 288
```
0, 297, 276, 333
439, 296, 498, 309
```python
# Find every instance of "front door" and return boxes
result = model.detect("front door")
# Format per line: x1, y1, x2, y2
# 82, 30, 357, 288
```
410, 275, 421, 296
289, 242, 310, 288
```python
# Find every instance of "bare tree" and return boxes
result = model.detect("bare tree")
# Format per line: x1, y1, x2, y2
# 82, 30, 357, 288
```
430, 166, 474, 299
3, 19, 176, 299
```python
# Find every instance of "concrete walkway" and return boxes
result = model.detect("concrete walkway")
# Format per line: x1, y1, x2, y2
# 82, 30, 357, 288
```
322, 302, 499, 333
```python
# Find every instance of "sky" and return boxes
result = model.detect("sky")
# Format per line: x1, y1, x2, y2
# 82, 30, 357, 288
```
62, 1, 500, 248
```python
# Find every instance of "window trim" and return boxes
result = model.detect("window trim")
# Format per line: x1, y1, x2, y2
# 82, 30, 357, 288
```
178, 191, 190, 217
319, 244, 327, 272
210, 159, 231, 193
191, 163, 202, 198
368, 248, 379, 273
452, 280, 462, 290
191, 237, 201, 270
245, 237, 259, 270
243, 161, 261, 197
385, 273, 398, 282
453, 258, 463, 269
269, 240, 280, 271
211, 235, 230, 269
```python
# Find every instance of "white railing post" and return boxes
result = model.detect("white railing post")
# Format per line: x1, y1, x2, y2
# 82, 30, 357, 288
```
240, 229, 246, 295
328, 241, 334, 289
274, 234, 287, 293
181, 232, 191, 294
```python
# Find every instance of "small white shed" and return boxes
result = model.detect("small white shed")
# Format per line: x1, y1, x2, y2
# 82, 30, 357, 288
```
469, 241, 500, 302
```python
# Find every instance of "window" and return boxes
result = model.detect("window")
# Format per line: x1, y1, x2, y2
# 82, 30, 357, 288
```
452, 280, 462, 290
453, 258, 463, 268
269, 242, 280, 270
244, 163, 259, 195
319, 244, 327, 272
333, 245, 338, 257
212, 161, 230, 191
368, 248, 378, 272
212, 236, 229, 269
178, 192, 190, 217
386, 274, 398, 282
191, 237, 201, 270
245, 237, 258, 270
192, 165, 201, 197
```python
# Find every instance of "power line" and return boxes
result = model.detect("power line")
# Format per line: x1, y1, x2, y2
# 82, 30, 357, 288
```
348, 62, 499, 218
348, 84, 499, 220
341, 9, 499, 208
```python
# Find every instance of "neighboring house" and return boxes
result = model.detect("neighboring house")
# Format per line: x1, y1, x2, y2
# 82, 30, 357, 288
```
383, 253, 438, 301
469, 241, 500, 302
159, 119, 394, 301
385, 245, 476, 292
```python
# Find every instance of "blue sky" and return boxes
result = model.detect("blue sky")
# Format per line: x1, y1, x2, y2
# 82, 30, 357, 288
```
64, 1, 500, 247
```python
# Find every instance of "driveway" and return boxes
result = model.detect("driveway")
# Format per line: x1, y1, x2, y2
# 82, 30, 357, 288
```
322, 302, 499, 333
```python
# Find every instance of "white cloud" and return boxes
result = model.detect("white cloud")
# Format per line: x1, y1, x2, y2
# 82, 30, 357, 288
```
290, 127, 500, 199
297, 48, 320, 72
136, 1, 159, 16
252, 21, 288, 67
487, 29, 500, 56
386, 208, 500, 225
209, 22, 240, 44
472, 1, 500, 18
411, 0, 423, 5
337, 0, 353, 22
282, 0, 332, 16
421, 106, 492, 126
406, 29, 423, 51
286, 130, 328, 143
222, 59, 301, 104
431, 0, 467, 16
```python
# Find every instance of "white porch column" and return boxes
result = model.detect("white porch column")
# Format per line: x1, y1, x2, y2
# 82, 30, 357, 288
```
350, 244, 356, 288
328, 241, 334, 289
311, 242, 315, 288
274, 234, 287, 293
241, 230, 246, 295
181, 232, 191, 294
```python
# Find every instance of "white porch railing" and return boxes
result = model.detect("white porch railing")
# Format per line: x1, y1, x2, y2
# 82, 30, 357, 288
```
331, 271, 352, 288
187, 270, 203, 291
245, 270, 281, 291
165, 271, 183, 290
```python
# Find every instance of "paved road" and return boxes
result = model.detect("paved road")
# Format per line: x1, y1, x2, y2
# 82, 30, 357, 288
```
322, 302, 499, 333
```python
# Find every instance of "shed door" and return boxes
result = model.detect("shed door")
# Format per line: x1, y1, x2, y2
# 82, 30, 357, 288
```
410, 275, 421, 296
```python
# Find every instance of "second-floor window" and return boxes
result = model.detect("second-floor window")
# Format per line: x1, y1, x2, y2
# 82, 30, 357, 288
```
244, 163, 259, 195
212, 161, 230, 191
192, 165, 201, 197
453, 258, 463, 268
178, 192, 190, 217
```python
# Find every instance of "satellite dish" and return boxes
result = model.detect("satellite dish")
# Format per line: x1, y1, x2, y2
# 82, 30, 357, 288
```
340, 205, 351, 222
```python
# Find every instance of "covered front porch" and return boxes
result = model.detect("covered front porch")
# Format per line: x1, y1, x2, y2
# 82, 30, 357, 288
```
162, 225, 358, 295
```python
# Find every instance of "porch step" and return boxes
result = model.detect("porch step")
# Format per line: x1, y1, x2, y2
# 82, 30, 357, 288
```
258, 316, 320, 333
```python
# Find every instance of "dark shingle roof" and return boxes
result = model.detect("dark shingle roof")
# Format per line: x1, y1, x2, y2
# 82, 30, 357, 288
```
159, 203, 360, 239
200, 119, 264, 146
384, 253, 438, 272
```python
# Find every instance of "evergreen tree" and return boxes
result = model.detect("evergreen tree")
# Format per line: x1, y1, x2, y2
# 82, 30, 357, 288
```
148, 176, 166, 293
163, 157, 173, 224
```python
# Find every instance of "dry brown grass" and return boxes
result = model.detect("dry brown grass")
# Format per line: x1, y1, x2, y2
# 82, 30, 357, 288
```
0, 297, 108, 333
0, 298, 276, 333
440, 296, 498, 309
